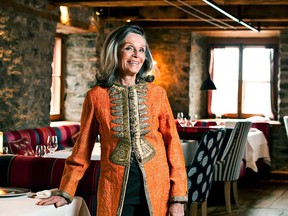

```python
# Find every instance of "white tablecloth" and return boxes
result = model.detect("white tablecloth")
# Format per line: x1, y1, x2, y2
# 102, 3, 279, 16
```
179, 129, 271, 173
0, 196, 90, 216
45, 143, 101, 160
245, 129, 271, 172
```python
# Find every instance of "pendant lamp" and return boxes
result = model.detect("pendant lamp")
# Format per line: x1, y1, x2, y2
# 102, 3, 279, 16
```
200, 75, 216, 90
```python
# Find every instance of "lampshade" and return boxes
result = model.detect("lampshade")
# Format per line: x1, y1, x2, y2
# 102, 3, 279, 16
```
200, 76, 217, 90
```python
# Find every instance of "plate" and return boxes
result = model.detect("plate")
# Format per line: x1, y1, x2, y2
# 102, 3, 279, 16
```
0, 187, 31, 197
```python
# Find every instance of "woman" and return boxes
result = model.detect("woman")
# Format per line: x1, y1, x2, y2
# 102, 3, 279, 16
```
37, 25, 187, 216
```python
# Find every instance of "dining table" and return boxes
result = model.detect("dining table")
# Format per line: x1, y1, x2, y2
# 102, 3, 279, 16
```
177, 124, 271, 173
0, 193, 91, 216
244, 128, 271, 172
45, 142, 101, 160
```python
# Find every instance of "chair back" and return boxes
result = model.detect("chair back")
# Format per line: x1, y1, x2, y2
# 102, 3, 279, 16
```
187, 128, 226, 203
284, 116, 288, 138
214, 121, 251, 181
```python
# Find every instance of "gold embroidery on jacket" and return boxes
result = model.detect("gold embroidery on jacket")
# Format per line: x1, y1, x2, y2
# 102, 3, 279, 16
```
109, 81, 155, 166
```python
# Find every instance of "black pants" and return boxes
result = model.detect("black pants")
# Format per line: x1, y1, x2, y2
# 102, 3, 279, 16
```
121, 202, 150, 216
121, 156, 150, 216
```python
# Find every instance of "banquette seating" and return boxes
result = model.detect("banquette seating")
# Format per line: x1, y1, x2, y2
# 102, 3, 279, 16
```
0, 155, 100, 216
3, 124, 80, 155
1, 124, 102, 216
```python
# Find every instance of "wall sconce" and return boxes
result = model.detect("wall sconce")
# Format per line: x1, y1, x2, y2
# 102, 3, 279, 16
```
200, 75, 216, 90
60, 6, 70, 25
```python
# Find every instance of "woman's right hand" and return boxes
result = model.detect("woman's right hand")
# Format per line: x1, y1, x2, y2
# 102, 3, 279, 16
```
36, 195, 68, 208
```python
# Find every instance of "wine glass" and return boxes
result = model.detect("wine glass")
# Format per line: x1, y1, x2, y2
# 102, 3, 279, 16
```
190, 114, 198, 126
177, 112, 186, 127
46, 135, 58, 157
215, 113, 223, 126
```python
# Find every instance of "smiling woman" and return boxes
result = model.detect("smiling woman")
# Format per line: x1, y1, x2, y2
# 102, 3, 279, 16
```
37, 25, 188, 216
118, 33, 147, 83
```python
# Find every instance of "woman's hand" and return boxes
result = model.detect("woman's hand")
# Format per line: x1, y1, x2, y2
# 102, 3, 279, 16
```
168, 203, 185, 216
36, 195, 68, 208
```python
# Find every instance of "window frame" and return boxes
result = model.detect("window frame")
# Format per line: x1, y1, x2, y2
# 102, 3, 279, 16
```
207, 38, 278, 120
50, 34, 65, 121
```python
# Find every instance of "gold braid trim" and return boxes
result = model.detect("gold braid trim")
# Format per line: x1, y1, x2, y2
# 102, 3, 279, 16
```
109, 81, 155, 166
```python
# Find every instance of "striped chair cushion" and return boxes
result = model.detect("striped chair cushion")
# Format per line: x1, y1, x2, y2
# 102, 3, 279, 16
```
213, 121, 251, 181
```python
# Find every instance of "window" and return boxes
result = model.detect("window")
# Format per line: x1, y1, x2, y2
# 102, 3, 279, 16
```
209, 45, 276, 119
50, 36, 63, 120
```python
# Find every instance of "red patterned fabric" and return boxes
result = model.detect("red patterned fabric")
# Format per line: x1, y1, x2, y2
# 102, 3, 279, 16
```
3, 124, 80, 151
53, 125, 80, 148
8, 137, 34, 156
177, 125, 214, 133
194, 120, 217, 127
0, 155, 100, 216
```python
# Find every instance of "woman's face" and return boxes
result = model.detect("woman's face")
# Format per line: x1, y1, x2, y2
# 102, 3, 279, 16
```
118, 33, 146, 77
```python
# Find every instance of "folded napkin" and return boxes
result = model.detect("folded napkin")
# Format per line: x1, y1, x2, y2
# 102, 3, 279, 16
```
36, 188, 58, 199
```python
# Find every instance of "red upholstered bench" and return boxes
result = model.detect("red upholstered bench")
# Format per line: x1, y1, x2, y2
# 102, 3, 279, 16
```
0, 155, 100, 216
3, 124, 80, 155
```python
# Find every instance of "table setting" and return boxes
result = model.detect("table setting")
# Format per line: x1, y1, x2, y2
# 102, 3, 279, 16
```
0, 187, 91, 216
43, 142, 101, 160
176, 119, 271, 173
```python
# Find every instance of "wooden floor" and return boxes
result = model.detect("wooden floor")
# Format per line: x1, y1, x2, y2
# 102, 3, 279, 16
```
204, 173, 288, 216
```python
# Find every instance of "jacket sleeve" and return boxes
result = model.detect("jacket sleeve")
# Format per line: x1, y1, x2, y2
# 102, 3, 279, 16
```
158, 88, 188, 203
59, 90, 99, 198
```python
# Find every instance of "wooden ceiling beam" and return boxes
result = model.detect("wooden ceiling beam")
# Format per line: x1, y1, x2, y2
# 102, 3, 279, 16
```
50, 0, 288, 7
49, 0, 288, 37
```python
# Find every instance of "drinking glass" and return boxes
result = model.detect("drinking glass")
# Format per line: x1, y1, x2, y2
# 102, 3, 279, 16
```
190, 114, 198, 126
46, 135, 58, 157
35, 145, 46, 157
177, 112, 186, 127
3, 146, 9, 154
215, 113, 223, 126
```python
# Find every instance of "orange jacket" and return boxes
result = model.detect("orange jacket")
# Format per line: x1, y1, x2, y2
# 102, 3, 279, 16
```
59, 81, 188, 216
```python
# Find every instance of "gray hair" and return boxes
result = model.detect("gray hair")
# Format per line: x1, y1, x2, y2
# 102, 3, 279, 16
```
96, 25, 154, 87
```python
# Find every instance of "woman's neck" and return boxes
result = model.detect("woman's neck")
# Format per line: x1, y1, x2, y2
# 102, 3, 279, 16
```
116, 75, 136, 87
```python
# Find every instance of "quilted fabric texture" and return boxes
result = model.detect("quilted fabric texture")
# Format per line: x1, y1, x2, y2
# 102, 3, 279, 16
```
8, 137, 35, 156
187, 128, 226, 203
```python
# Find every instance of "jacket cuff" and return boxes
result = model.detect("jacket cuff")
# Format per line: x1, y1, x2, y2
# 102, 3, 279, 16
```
55, 190, 74, 204
170, 196, 188, 203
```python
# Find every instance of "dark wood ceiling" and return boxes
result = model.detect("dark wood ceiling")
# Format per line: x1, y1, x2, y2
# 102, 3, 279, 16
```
51, 0, 288, 37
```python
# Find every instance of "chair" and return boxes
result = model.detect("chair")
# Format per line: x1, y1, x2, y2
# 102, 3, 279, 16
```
187, 128, 226, 216
284, 116, 288, 140
181, 139, 199, 167
213, 121, 252, 213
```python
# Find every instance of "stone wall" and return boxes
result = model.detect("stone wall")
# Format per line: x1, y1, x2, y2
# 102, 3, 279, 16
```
145, 29, 192, 118
189, 33, 208, 119
0, 0, 57, 131
271, 30, 288, 170
279, 30, 288, 119
63, 33, 99, 121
